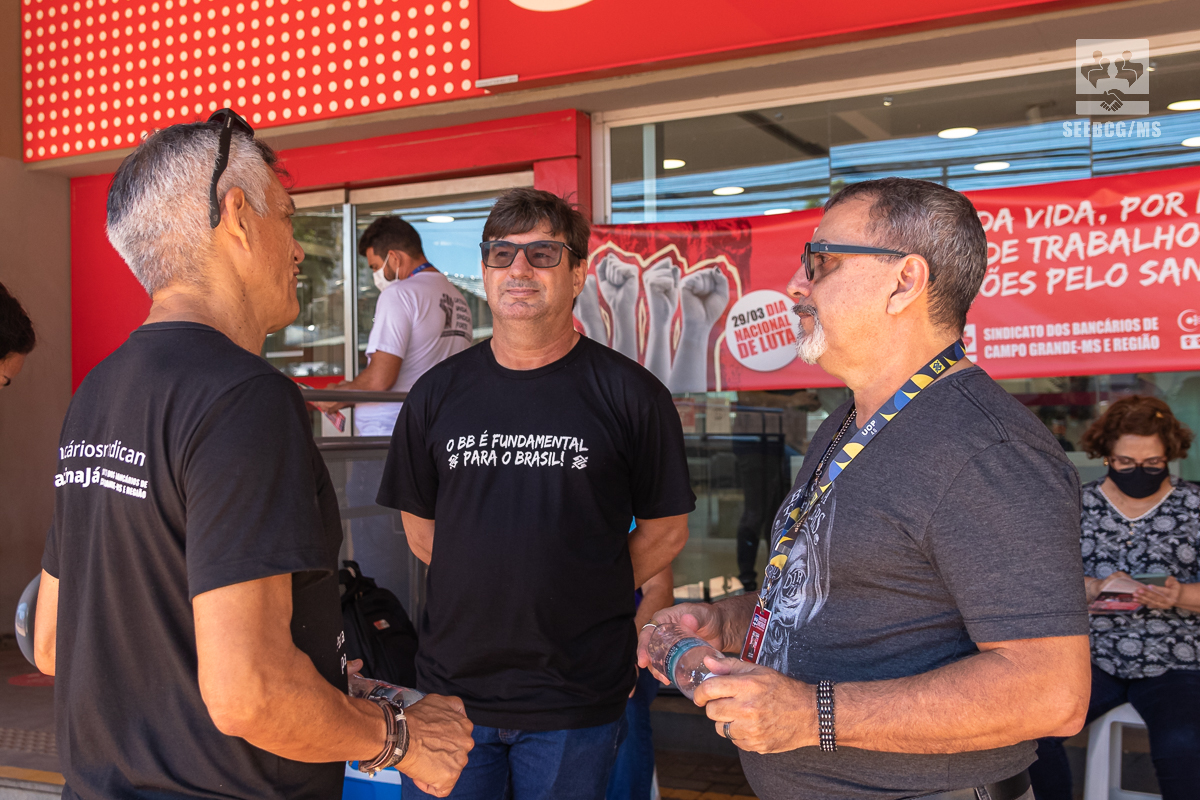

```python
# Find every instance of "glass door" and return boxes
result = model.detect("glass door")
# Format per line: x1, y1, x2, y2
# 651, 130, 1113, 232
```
263, 199, 350, 381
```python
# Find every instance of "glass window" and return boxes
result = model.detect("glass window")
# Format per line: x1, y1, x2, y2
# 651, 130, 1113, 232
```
1000, 371, 1200, 483
263, 203, 347, 379
609, 50, 1200, 225
674, 373, 1200, 602
672, 388, 849, 601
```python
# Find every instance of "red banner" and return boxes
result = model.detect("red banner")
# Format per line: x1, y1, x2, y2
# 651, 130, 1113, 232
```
579, 166, 1200, 391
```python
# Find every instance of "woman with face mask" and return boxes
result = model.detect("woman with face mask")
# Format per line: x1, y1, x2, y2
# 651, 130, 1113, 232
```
1029, 395, 1200, 800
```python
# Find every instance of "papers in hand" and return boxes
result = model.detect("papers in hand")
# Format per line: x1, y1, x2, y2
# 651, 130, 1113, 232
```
1089, 574, 1146, 614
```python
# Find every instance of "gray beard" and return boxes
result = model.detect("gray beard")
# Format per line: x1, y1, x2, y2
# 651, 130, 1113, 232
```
794, 304, 828, 365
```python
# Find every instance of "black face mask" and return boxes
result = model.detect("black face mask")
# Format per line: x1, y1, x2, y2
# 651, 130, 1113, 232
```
1107, 464, 1168, 499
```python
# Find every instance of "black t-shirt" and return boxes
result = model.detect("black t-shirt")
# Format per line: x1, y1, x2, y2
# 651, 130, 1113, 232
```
740, 366, 1089, 800
377, 335, 695, 730
43, 323, 346, 800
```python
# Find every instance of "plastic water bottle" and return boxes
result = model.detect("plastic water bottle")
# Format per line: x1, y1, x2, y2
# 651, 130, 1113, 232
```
646, 622, 723, 700
348, 673, 426, 708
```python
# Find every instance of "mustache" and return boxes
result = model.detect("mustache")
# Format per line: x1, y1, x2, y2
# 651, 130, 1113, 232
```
500, 281, 542, 291
792, 303, 818, 318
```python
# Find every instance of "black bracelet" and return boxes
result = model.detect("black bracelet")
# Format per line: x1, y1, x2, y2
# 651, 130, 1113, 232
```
359, 696, 408, 774
817, 680, 837, 752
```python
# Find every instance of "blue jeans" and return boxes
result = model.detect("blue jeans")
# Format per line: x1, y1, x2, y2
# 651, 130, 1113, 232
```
605, 668, 661, 800
401, 718, 627, 800
1030, 664, 1200, 800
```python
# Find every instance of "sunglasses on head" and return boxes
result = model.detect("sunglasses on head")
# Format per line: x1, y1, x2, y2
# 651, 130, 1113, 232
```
207, 108, 255, 229
802, 241, 909, 281
480, 240, 583, 269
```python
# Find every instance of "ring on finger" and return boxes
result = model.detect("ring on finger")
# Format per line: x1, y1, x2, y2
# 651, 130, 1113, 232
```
723, 721, 734, 741
641, 623, 658, 631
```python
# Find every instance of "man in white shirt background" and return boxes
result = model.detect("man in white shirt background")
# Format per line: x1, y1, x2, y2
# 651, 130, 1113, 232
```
316, 216, 472, 436
314, 216, 472, 597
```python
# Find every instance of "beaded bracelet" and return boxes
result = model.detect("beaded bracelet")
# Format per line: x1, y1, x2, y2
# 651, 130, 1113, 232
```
817, 680, 837, 752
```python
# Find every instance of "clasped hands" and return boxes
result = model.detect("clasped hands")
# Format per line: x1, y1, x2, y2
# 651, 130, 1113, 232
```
636, 604, 817, 754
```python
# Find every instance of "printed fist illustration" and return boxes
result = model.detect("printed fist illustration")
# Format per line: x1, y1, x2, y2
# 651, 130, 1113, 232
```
669, 266, 731, 393
574, 274, 607, 343
643, 257, 681, 382
596, 253, 641, 359
643, 257, 681, 313
679, 266, 730, 330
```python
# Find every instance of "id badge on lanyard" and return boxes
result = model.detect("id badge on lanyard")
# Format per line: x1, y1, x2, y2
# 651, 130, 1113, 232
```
738, 339, 965, 664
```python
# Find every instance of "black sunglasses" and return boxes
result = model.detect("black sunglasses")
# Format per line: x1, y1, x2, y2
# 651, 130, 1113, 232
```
802, 242, 909, 281
207, 108, 255, 228
480, 240, 583, 269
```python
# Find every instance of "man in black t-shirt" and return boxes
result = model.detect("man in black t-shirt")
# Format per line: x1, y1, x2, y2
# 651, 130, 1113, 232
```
638, 178, 1093, 800
35, 111, 472, 800
378, 188, 694, 800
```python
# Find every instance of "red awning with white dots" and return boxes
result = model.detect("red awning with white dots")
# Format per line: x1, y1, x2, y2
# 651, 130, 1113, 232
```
20, 0, 483, 162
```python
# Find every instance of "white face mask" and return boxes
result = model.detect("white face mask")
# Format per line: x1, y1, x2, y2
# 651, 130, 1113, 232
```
373, 253, 397, 292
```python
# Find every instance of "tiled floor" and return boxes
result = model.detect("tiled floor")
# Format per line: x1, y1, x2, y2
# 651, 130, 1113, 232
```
656, 749, 756, 798
0, 641, 58, 775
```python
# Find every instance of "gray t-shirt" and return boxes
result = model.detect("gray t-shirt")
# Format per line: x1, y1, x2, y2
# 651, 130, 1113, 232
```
741, 365, 1089, 800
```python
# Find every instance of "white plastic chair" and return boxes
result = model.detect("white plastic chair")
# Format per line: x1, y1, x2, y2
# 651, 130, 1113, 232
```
1082, 703, 1161, 800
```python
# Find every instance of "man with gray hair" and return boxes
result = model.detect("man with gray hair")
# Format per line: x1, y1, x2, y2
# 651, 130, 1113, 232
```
639, 177, 1092, 800
35, 110, 472, 800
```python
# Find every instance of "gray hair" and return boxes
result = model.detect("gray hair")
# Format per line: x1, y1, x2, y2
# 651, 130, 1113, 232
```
824, 178, 987, 333
106, 122, 283, 295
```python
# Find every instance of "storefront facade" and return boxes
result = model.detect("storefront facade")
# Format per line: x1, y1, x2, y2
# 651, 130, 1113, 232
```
20, 0, 1200, 599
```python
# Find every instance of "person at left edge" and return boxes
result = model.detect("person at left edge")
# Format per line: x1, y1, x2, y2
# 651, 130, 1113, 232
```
378, 187, 695, 800
313, 216, 472, 436
0, 281, 36, 389
35, 111, 473, 800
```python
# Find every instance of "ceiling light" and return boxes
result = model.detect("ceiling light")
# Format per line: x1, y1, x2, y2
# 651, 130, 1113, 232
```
426, 215, 455, 223
974, 161, 1010, 172
662, 158, 686, 169
763, 208, 791, 215
1147, 60, 1157, 72
938, 127, 978, 139
883, 95, 893, 107
1183, 137, 1200, 148
1167, 99, 1200, 111
713, 186, 744, 196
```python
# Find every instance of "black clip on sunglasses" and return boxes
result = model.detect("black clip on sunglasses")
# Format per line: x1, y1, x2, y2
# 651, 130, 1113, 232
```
479, 240, 584, 269
207, 108, 256, 229
802, 242, 909, 281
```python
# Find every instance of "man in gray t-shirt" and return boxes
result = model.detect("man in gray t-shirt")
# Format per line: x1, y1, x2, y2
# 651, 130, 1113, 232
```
638, 178, 1091, 800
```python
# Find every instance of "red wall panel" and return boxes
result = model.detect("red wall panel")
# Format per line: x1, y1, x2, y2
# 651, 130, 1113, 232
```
70, 173, 153, 387
478, 0, 1118, 86
282, 109, 584, 190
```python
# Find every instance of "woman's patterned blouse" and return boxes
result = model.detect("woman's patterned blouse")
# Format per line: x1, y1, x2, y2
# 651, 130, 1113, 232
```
1081, 478, 1200, 679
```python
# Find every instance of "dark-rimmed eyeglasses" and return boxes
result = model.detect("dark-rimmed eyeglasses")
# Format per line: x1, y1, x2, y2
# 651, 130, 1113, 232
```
1107, 455, 1168, 474
480, 240, 583, 269
802, 242, 909, 281
207, 108, 255, 228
